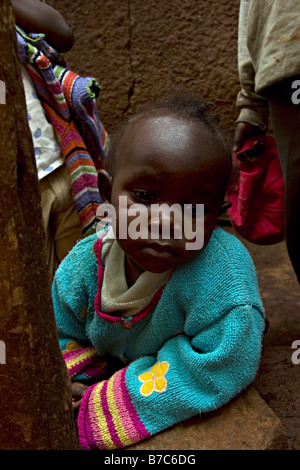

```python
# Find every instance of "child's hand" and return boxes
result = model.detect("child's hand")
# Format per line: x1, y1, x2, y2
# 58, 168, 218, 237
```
71, 382, 89, 411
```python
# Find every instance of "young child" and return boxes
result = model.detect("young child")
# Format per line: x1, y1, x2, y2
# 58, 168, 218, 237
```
52, 91, 265, 450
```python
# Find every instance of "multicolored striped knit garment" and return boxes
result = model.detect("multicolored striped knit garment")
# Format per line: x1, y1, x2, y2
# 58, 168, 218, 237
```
78, 367, 151, 450
17, 27, 109, 235
63, 346, 109, 382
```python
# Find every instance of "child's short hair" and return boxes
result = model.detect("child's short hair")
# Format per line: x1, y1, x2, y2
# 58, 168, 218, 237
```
105, 90, 232, 190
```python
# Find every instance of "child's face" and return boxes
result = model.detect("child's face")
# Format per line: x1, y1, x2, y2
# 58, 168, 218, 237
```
105, 114, 228, 276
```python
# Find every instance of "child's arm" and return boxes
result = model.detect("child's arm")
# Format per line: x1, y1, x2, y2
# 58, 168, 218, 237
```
11, 0, 74, 52
77, 305, 264, 450
52, 236, 111, 385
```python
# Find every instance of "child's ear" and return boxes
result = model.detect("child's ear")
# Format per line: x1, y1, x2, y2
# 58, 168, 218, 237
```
98, 169, 112, 203
218, 201, 232, 216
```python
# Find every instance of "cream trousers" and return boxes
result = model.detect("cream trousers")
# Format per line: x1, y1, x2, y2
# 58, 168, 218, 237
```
39, 164, 82, 281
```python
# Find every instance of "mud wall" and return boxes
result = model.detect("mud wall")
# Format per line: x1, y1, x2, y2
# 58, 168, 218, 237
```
47, 0, 240, 137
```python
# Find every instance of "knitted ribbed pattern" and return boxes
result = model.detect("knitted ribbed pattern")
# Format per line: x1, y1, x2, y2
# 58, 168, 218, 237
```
63, 346, 109, 381
16, 28, 109, 235
78, 367, 151, 450
54, 65, 109, 170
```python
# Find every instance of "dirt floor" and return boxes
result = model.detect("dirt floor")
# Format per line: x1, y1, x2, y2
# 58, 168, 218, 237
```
221, 224, 300, 450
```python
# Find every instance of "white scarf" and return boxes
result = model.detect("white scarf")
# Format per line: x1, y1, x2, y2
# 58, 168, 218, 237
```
100, 229, 171, 318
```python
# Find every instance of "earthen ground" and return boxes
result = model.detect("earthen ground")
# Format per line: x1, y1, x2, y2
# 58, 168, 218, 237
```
224, 225, 300, 450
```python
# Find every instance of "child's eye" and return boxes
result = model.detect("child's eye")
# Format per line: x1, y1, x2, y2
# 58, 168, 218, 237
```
132, 190, 155, 202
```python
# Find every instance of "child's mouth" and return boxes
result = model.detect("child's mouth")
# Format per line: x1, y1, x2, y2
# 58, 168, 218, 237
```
144, 242, 176, 258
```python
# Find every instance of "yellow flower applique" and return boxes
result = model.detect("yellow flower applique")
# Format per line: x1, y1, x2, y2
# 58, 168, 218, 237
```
138, 361, 169, 397
62, 341, 80, 354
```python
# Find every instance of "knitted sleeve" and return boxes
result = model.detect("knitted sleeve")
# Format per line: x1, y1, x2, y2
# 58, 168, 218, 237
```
77, 303, 264, 450
52, 236, 108, 383
52, 256, 90, 352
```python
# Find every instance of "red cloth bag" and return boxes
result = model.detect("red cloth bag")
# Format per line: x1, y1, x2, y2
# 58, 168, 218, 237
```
226, 135, 285, 245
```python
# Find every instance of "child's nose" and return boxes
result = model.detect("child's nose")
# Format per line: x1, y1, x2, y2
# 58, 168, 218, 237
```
149, 206, 182, 239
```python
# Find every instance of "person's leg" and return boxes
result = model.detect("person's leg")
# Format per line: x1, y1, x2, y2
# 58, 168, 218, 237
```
39, 174, 58, 281
52, 198, 82, 265
40, 165, 82, 281
268, 76, 300, 282
50, 165, 82, 267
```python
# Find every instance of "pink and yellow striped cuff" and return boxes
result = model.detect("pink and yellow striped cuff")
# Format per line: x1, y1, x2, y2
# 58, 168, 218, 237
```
63, 346, 99, 379
77, 367, 150, 450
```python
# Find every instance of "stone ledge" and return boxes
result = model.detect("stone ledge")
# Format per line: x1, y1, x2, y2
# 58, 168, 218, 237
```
254, 346, 300, 450
128, 385, 290, 450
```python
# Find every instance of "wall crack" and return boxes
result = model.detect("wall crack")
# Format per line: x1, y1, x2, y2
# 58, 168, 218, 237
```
123, 0, 136, 117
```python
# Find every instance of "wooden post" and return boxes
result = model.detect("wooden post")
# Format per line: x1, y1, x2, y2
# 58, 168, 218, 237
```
0, 0, 79, 450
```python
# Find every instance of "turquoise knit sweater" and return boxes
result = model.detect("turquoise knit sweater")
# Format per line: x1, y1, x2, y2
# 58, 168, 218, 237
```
52, 227, 265, 450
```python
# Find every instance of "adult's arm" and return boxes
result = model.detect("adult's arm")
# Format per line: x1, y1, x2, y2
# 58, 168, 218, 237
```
11, 0, 74, 52
234, 0, 268, 152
